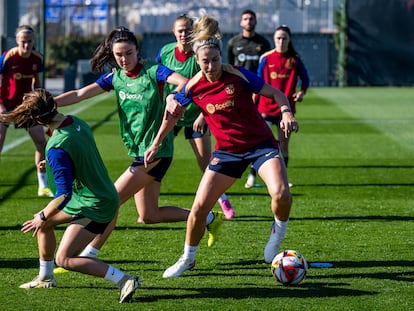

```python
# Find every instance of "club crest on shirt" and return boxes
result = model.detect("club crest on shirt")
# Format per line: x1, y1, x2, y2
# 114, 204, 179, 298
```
210, 157, 220, 165
286, 58, 295, 69
225, 84, 235, 95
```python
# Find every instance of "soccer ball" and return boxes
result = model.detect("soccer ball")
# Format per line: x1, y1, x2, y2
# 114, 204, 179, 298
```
271, 250, 308, 285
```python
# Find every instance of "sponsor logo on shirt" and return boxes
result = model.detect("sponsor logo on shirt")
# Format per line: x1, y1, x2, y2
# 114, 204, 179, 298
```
206, 100, 234, 114
237, 54, 259, 63
119, 90, 143, 101
14, 72, 35, 80
270, 72, 290, 79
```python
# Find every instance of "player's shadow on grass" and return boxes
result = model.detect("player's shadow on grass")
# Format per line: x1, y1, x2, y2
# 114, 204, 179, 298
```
290, 215, 414, 222
0, 258, 154, 270
159, 191, 289, 197
136, 285, 375, 302
227, 214, 414, 222
226, 259, 414, 283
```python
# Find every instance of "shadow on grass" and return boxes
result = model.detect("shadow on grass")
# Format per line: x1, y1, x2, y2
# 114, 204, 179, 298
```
0, 167, 36, 202
294, 165, 414, 169
135, 285, 375, 302
1, 213, 413, 232
0, 258, 153, 269
233, 214, 414, 222
228, 258, 414, 269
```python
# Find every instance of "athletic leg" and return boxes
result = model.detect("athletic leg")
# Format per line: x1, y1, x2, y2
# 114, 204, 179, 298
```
163, 169, 235, 277
55, 221, 141, 303
189, 134, 235, 219
28, 125, 53, 197
134, 179, 190, 224
258, 156, 292, 263
20, 211, 72, 288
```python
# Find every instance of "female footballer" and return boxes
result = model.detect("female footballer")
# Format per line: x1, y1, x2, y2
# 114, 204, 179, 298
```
145, 15, 299, 278
156, 14, 235, 219
53, 27, 224, 270
245, 24, 310, 188
1, 89, 140, 303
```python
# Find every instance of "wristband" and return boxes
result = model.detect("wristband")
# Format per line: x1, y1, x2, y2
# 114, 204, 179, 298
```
281, 108, 291, 114
39, 211, 47, 221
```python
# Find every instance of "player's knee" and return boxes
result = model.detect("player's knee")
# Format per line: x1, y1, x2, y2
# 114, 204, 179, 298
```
54, 253, 69, 269
269, 185, 291, 206
138, 214, 158, 224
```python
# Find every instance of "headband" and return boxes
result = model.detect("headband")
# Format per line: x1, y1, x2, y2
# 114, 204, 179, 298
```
16, 29, 34, 37
194, 38, 221, 53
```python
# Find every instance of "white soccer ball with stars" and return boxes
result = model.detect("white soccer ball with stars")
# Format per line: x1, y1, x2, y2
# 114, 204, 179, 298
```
271, 250, 308, 285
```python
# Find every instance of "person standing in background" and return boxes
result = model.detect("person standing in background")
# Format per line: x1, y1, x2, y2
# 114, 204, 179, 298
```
0, 25, 53, 198
156, 14, 235, 219
227, 9, 271, 73
227, 10, 271, 188
245, 25, 309, 188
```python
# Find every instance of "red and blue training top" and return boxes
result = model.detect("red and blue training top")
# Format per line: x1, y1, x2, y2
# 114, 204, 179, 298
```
0, 47, 43, 109
174, 64, 277, 154
257, 50, 309, 116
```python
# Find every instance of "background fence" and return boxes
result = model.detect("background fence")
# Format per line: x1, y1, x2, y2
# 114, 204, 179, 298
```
142, 32, 338, 87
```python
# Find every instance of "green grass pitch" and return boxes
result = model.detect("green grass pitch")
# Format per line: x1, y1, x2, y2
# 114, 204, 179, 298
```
0, 87, 413, 310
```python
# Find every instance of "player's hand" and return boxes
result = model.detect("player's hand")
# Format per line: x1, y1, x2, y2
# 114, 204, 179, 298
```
292, 91, 304, 102
37, 160, 46, 171
166, 94, 185, 118
192, 114, 206, 134
144, 145, 159, 168
21, 213, 45, 237
280, 112, 299, 138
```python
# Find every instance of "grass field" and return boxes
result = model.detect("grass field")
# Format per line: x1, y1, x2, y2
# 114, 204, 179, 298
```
0, 87, 413, 310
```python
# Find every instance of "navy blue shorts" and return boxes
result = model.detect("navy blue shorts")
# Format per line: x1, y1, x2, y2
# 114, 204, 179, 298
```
208, 139, 281, 178
130, 157, 172, 182
71, 215, 110, 234
174, 125, 209, 139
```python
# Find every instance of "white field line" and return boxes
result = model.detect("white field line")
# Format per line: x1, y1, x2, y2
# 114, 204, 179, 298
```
2, 93, 112, 153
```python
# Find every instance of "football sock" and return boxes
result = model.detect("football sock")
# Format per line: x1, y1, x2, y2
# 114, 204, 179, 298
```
39, 259, 54, 278
249, 166, 256, 177
183, 244, 198, 261
104, 266, 125, 285
206, 211, 214, 226
79, 245, 100, 258
37, 172, 48, 189
273, 217, 289, 245
217, 193, 228, 203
